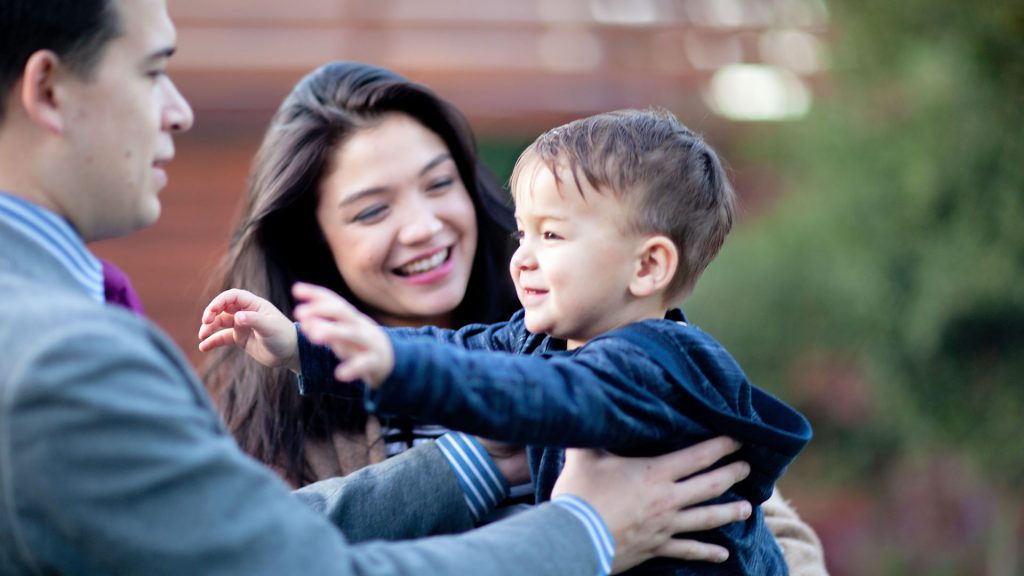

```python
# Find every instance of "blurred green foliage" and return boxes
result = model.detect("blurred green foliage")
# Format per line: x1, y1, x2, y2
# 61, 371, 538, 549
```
687, 2, 1023, 571
482, 4, 1022, 568
690, 0, 1024, 489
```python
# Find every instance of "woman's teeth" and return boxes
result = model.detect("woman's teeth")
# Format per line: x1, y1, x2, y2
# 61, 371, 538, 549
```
397, 248, 449, 276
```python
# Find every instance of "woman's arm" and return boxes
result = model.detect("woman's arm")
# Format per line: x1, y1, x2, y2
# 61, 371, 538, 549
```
763, 490, 829, 575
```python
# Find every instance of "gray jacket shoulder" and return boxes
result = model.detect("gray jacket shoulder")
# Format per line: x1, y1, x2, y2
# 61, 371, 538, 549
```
0, 273, 598, 575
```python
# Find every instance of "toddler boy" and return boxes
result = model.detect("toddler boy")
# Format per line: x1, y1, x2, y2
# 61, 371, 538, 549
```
290, 109, 812, 575
202, 108, 812, 574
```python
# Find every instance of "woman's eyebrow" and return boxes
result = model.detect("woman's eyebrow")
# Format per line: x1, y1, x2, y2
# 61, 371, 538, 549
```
419, 153, 453, 176
337, 153, 453, 208
337, 186, 387, 208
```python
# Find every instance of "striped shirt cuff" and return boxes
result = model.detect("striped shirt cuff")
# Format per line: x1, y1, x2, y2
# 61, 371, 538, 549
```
436, 432, 510, 523
552, 495, 615, 576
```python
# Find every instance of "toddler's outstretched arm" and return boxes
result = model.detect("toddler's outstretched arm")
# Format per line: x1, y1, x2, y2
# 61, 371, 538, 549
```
198, 288, 299, 372
292, 282, 394, 388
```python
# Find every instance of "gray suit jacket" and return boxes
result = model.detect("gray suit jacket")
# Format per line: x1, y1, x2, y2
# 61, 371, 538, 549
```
0, 215, 597, 575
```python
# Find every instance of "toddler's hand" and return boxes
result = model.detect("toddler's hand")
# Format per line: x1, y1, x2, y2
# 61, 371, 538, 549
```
198, 288, 299, 372
292, 282, 394, 389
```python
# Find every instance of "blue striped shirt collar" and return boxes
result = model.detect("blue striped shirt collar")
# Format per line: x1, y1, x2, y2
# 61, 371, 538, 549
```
0, 192, 104, 303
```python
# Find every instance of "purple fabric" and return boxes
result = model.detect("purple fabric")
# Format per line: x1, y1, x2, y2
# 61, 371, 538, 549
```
101, 259, 146, 316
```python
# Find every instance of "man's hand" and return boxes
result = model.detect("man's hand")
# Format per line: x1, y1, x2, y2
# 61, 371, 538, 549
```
198, 289, 299, 372
292, 282, 394, 388
476, 437, 529, 486
552, 437, 753, 573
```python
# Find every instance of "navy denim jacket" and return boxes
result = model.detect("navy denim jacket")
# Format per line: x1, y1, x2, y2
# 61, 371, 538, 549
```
299, 309, 812, 575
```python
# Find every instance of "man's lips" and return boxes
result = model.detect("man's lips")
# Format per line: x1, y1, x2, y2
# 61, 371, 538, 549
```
152, 159, 171, 188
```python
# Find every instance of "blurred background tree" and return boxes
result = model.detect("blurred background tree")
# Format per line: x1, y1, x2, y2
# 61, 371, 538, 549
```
688, 0, 1024, 573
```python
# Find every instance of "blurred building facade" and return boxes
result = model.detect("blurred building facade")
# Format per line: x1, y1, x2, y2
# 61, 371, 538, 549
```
86, 3, 1024, 573
93, 0, 829, 368
88, 0, 843, 567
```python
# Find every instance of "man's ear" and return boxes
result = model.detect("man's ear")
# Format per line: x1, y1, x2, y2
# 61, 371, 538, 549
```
630, 235, 678, 298
20, 51, 64, 134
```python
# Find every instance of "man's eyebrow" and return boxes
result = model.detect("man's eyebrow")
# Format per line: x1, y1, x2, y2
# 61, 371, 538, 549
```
145, 46, 176, 62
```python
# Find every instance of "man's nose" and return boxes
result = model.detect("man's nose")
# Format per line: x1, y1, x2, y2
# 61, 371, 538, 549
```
163, 77, 194, 133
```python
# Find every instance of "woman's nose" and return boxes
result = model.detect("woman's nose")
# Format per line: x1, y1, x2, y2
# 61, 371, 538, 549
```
397, 211, 444, 244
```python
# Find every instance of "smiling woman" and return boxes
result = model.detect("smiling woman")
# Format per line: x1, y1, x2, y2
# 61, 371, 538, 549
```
314, 113, 479, 329
203, 61, 520, 486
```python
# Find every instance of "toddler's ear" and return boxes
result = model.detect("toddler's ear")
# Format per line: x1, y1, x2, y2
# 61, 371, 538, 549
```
630, 235, 677, 298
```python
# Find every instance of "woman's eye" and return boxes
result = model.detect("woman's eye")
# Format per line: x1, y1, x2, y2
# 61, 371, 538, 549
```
352, 205, 388, 223
426, 177, 454, 193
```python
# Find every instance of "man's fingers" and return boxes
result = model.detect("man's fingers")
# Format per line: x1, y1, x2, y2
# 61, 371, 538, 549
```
669, 460, 750, 510
671, 499, 752, 534
653, 538, 730, 564
562, 447, 602, 468
656, 436, 742, 482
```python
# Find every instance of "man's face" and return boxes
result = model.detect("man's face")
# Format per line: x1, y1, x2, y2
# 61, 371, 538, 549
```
57, 0, 192, 241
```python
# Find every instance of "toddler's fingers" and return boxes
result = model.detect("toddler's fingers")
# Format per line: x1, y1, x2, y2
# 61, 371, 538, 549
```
202, 288, 258, 323
299, 317, 332, 344
326, 322, 380, 350
198, 311, 237, 340
293, 283, 361, 322
335, 355, 377, 384
198, 328, 237, 353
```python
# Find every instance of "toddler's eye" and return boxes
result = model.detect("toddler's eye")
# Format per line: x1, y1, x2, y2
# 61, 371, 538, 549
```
511, 230, 524, 243
543, 231, 562, 240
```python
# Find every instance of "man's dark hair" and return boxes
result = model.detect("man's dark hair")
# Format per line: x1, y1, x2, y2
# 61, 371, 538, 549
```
0, 0, 123, 123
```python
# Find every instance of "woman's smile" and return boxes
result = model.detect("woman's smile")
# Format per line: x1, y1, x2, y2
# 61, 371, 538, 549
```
393, 246, 456, 285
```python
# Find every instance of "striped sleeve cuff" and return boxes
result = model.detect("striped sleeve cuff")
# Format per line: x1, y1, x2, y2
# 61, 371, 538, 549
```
552, 495, 615, 576
435, 432, 510, 523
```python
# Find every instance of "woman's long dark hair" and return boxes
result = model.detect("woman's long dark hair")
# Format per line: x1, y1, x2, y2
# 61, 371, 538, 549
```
203, 62, 519, 486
